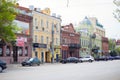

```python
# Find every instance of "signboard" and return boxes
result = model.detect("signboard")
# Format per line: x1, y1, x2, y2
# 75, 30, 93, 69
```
33, 43, 47, 48
16, 37, 27, 47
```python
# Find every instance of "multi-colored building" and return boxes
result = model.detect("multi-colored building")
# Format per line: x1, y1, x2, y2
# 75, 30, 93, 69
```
31, 6, 61, 63
76, 17, 106, 57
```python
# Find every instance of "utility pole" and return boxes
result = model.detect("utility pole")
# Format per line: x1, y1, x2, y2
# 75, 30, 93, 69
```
51, 24, 54, 63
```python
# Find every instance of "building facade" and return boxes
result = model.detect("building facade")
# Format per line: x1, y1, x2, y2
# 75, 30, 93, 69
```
32, 7, 61, 63
102, 37, 109, 56
61, 23, 80, 59
76, 17, 105, 57
0, 5, 33, 64
75, 17, 93, 57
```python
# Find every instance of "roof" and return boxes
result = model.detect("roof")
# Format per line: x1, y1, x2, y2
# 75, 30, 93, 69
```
81, 17, 92, 25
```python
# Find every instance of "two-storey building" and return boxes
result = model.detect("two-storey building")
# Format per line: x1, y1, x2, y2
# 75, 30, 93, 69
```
61, 23, 80, 59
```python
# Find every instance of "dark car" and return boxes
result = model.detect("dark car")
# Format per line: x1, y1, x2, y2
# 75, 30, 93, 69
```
106, 56, 114, 60
60, 57, 79, 63
95, 56, 108, 61
114, 56, 120, 60
0, 60, 7, 72
21, 57, 41, 66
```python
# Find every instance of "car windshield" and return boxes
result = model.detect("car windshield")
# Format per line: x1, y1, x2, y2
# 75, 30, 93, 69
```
29, 58, 34, 61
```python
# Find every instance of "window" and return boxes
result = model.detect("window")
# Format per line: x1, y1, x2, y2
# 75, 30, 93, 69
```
56, 38, 58, 44
18, 47, 23, 56
36, 26, 38, 29
46, 37, 49, 44
6, 47, 10, 56
56, 23, 58, 31
41, 36, 44, 43
25, 47, 28, 56
41, 19, 43, 27
46, 21, 49, 28
0, 47, 3, 56
35, 18, 37, 25
35, 35, 37, 43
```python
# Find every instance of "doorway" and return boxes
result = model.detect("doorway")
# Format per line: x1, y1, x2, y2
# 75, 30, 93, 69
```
13, 46, 18, 63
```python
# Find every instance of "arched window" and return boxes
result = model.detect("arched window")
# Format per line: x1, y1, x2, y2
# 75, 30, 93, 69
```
25, 47, 28, 56
6, 47, 10, 56
18, 47, 23, 56
0, 47, 3, 56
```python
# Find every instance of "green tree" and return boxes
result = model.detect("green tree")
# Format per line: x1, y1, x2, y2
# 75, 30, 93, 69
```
108, 39, 116, 51
0, 0, 19, 43
115, 47, 120, 55
113, 0, 120, 22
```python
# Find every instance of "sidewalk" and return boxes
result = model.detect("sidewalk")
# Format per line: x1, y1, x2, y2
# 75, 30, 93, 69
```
7, 62, 60, 69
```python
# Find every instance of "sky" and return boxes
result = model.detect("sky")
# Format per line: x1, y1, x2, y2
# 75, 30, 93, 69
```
18, 0, 120, 40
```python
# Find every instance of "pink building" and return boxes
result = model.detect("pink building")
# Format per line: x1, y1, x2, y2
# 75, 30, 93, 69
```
0, 6, 33, 64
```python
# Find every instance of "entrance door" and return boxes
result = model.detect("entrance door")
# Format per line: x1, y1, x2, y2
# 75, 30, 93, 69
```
41, 52, 44, 63
45, 52, 49, 63
13, 46, 18, 62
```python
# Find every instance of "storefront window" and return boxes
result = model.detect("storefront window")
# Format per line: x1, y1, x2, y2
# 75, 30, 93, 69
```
25, 47, 28, 56
6, 47, 10, 56
0, 47, 3, 56
18, 48, 23, 56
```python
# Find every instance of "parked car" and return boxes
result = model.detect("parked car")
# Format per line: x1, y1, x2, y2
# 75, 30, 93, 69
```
21, 57, 41, 66
95, 56, 108, 61
0, 59, 7, 72
79, 55, 94, 62
60, 57, 79, 63
114, 56, 120, 60
106, 56, 114, 60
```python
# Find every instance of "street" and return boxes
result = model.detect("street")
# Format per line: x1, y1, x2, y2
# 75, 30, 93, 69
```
0, 60, 120, 80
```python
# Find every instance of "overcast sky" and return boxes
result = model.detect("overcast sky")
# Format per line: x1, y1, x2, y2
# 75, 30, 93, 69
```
18, 0, 120, 40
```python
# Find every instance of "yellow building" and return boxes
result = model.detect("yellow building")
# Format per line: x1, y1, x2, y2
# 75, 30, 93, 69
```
32, 7, 61, 63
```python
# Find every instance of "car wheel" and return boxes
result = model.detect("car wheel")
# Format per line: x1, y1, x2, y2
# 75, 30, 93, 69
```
22, 64, 25, 66
89, 60, 92, 62
37, 63, 40, 66
0, 66, 2, 72
29, 63, 33, 66
80, 60, 83, 63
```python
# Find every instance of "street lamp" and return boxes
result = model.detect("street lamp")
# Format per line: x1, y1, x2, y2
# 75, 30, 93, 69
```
89, 33, 96, 55
51, 24, 55, 63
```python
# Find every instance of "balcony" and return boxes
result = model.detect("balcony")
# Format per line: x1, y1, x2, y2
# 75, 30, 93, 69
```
68, 44, 81, 49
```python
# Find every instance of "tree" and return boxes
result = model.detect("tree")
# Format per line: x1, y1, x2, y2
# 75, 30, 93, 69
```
113, 0, 120, 22
0, 0, 19, 43
115, 47, 120, 55
108, 39, 116, 51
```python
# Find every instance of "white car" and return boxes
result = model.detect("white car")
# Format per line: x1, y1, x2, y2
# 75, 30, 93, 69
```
79, 56, 94, 62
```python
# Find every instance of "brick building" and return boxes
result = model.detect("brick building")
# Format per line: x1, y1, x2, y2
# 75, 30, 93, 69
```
61, 23, 80, 59
0, 5, 33, 64
102, 37, 109, 55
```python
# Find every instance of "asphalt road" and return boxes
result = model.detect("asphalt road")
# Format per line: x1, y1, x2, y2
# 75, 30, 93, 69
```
0, 60, 120, 80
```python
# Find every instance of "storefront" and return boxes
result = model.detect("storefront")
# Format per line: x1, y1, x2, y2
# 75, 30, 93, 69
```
33, 43, 47, 63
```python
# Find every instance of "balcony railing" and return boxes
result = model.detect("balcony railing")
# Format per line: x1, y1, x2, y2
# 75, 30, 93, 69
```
68, 44, 81, 48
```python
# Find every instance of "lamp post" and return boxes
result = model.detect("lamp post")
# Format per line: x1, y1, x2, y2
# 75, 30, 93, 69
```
51, 24, 54, 63
89, 33, 96, 55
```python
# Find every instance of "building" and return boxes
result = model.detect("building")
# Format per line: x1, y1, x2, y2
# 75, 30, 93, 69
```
0, 5, 33, 64
75, 17, 93, 57
61, 23, 80, 59
76, 17, 105, 57
31, 6, 61, 63
116, 39, 120, 48
102, 37, 109, 56
89, 17, 105, 37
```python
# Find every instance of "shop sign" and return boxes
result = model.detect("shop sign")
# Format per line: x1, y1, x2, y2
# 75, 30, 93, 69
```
16, 37, 27, 47
33, 43, 47, 48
